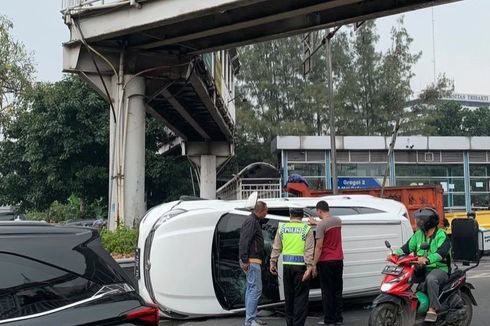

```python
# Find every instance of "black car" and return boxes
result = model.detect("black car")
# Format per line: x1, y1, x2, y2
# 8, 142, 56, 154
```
0, 222, 158, 325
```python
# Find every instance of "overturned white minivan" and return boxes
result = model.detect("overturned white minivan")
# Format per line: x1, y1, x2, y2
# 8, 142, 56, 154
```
136, 195, 413, 318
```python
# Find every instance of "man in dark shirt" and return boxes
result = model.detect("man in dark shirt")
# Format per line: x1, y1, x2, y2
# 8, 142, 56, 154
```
310, 200, 344, 325
239, 201, 268, 326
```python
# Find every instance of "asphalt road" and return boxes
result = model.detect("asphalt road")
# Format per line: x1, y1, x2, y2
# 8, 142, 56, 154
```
161, 258, 490, 326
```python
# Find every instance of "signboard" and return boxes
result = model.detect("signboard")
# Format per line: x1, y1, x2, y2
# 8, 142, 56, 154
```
442, 93, 490, 105
338, 177, 380, 189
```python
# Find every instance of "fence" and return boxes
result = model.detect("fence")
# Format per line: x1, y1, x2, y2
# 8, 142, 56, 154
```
217, 178, 281, 200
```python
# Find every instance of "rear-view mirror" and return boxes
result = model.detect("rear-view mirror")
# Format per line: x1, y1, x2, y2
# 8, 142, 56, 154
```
451, 218, 480, 263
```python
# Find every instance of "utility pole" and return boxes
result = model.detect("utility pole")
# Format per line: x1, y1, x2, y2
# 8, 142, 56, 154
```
302, 26, 342, 194
326, 28, 338, 194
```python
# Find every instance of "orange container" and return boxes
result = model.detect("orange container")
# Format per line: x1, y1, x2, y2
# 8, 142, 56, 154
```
285, 183, 445, 230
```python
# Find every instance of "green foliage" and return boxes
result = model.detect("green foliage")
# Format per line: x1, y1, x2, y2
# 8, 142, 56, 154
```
0, 15, 35, 111
224, 18, 426, 179
145, 117, 194, 207
235, 19, 423, 144
0, 75, 109, 211
24, 194, 107, 223
424, 102, 490, 136
100, 226, 138, 256
0, 72, 193, 213
334, 18, 422, 135
25, 199, 78, 224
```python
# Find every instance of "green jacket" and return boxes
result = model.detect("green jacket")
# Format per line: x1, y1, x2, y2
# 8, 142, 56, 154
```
394, 228, 450, 273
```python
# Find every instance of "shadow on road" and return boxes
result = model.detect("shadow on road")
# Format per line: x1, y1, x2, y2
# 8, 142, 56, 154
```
160, 296, 375, 326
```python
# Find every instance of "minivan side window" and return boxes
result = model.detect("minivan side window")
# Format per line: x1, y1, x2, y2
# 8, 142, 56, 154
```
212, 213, 280, 310
0, 253, 101, 320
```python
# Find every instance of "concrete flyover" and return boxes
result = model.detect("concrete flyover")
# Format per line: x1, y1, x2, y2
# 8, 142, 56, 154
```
61, 0, 460, 228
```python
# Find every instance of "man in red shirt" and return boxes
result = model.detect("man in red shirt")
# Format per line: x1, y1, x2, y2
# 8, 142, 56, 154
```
310, 200, 344, 325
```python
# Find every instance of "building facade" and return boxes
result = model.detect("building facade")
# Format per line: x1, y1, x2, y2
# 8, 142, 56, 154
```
272, 136, 490, 212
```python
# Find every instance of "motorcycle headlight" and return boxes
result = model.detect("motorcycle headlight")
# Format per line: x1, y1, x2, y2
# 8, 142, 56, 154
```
381, 283, 395, 292
380, 272, 409, 292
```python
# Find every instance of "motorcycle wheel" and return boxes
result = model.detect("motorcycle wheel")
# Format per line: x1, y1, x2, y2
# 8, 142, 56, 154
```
369, 303, 402, 326
459, 292, 473, 326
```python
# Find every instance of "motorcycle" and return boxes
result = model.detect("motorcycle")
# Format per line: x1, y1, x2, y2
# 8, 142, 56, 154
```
368, 241, 477, 326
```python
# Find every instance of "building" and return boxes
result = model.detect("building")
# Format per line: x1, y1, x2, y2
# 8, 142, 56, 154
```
272, 136, 490, 212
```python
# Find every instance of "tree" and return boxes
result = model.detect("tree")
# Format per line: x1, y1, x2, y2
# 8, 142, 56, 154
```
221, 36, 320, 179
334, 18, 422, 136
145, 117, 194, 207
424, 101, 465, 136
463, 107, 490, 136
0, 74, 195, 213
403, 74, 454, 135
227, 18, 423, 181
334, 21, 383, 135
0, 15, 35, 111
424, 102, 490, 137
0, 75, 109, 214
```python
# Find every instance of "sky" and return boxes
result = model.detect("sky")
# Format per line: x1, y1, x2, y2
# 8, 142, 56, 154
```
1, 0, 489, 96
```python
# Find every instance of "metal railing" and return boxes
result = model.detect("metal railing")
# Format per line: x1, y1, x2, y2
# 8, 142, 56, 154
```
217, 178, 281, 200
62, 0, 125, 12
240, 183, 282, 200
62, 0, 101, 10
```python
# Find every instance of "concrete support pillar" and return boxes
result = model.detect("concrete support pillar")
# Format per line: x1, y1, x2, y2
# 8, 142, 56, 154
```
108, 76, 119, 230
200, 155, 217, 199
108, 75, 146, 229
124, 76, 146, 226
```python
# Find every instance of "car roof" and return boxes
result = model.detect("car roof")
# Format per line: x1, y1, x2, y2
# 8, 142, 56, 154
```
0, 221, 92, 235
0, 221, 133, 287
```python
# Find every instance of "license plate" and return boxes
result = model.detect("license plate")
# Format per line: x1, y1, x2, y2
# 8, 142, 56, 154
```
134, 248, 140, 279
382, 265, 403, 275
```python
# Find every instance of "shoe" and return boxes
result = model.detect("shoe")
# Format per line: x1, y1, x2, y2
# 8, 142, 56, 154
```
424, 310, 438, 322
245, 321, 266, 326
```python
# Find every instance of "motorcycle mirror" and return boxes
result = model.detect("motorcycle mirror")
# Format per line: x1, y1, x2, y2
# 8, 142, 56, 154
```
385, 240, 391, 249
420, 242, 430, 250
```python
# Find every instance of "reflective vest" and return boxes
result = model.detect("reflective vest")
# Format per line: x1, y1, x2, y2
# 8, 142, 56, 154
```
280, 221, 311, 266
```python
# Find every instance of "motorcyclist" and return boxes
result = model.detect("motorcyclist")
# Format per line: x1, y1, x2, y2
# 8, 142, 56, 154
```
392, 208, 451, 322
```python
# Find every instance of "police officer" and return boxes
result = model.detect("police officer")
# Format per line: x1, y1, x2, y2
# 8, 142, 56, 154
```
270, 208, 315, 326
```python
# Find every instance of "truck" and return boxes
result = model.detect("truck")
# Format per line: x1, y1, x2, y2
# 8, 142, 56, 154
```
285, 183, 445, 230
285, 182, 490, 234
